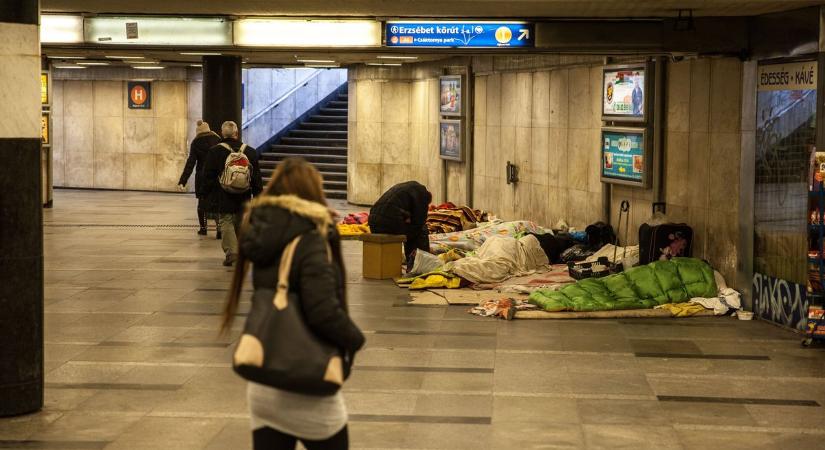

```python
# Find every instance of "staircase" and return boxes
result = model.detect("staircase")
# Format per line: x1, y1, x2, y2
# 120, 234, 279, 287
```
259, 88, 349, 200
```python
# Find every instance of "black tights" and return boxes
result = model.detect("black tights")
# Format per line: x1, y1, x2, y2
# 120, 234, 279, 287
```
198, 207, 207, 230
252, 426, 348, 450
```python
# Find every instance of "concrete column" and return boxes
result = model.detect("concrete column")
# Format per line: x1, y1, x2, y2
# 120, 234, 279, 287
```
202, 56, 242, 138
0, 0, 44, 417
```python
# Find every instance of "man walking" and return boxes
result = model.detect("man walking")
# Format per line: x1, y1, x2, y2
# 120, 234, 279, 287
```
202, 121, 263, 266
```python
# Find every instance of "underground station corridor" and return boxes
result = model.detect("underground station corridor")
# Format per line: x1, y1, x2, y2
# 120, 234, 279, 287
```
4, 0, 825, 449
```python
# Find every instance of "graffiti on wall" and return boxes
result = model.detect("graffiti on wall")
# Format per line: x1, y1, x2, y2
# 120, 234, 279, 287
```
753, 272, 808, 330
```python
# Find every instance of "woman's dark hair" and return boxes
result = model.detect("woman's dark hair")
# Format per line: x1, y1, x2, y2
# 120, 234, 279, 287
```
221, 157, 347, 333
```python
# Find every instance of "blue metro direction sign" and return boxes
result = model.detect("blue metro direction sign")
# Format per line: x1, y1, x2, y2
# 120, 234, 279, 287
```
385, 21, 534, 48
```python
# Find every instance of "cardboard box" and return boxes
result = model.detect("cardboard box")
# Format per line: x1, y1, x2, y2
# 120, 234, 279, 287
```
361, 234, 406, 280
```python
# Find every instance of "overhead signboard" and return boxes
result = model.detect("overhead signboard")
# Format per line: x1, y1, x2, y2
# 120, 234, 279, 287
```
128, 81, 152, 109
601, 127, 649, 187
385, 21, 533, 48
757, 60, 817, 91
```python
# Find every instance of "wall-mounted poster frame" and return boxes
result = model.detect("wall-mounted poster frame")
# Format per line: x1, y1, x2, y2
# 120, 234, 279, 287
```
41, 70, 51, 107
439, 75, 463, 117
41, 110, 51, 147
602, 63, 650, 123
600, 126, 650, 187
439, 119, 463, 161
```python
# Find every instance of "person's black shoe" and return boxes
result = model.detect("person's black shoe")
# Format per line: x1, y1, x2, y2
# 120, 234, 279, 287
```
216, 230, 222, 240
197, 228, 207, 236
223, 253, 236, 267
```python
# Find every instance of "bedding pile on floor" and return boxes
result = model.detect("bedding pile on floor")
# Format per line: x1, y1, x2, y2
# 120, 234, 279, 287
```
429, 220, 546, 254
445, 235, 549, 284
528, 257, 717, 312
426, 203, 490, 234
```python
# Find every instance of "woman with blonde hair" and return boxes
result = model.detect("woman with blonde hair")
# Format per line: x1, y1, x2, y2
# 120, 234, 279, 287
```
222, 157, 364, 450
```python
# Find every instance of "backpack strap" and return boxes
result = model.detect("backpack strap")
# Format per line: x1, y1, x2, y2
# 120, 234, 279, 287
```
219, 142, 247, 153
240, 144, 248, 153
218, 143, 232, 151
273, 235, 302, 310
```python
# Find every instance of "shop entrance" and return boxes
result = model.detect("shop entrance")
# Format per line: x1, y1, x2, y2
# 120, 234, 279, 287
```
753, 59, 818, 329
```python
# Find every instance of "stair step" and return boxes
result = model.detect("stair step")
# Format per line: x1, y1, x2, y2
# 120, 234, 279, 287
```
319, 107, 348, 116
325, 189, 347, 199
300, 122, 347, 131
289, 129, 348, 139
320, 171, 347, 182
269, 145, 347, 155
260, 160, 347, 172
265, 152, 347, 163
280, 137, 347, 147
327, 100, 348, 108
307, 115, 348, 123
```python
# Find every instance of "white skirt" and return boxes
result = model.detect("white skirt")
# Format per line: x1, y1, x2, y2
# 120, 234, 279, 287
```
247, 381, 347, 441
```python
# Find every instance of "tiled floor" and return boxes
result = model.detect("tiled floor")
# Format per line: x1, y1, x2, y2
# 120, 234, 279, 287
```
2, 189, 825, 449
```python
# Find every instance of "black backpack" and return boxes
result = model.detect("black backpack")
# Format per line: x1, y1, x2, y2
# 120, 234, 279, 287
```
585, 222, 616, 249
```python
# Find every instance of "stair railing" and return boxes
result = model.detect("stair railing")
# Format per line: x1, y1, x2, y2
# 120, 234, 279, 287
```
241, 69, 323, 130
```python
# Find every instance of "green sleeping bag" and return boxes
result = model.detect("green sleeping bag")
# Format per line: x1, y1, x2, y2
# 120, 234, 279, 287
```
528, 257, 717, 312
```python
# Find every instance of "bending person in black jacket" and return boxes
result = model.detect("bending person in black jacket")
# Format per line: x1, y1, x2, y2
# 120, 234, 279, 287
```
369, 181, 432, 267
222, 157, 364, 450
178, 120, 221, 237
202, 121, 263, 266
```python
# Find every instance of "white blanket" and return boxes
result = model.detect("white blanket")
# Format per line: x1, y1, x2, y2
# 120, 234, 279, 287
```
445, 235, 549, 284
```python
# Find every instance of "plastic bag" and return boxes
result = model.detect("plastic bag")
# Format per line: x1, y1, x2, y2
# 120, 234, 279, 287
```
407, 250, 443, 276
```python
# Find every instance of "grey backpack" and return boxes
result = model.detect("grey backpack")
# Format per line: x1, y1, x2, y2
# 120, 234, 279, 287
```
218, 143, 251, 194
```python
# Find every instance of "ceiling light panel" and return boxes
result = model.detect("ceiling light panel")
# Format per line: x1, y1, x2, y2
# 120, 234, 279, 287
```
85, 17, 231, 46
41, 15, 84, 43
235, 19, 381, 47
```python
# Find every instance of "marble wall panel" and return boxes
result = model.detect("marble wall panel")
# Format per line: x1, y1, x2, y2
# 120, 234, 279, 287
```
568, 67, 591, 129
485, 126, 501, 179
93, 116, 124, 154
566, 128, 590, 192
514, 127, 531, 183
93, 152, 124, 189
381, 82, 411, 124
93, 81, 123, 118
63, 81, 94, 118
155, 81, 187, 118
710, 59, 742, 133
664, 130, 690, 206
530, 126, 549, 183
474, 76, 487, 127
123, 117, 156, 154
473, 125, 487, 179
356, 122, 382, 164
155, 118, 187, 158
532, 71, 550, 128
486, 74, 501, 127
63, 115, 93, 155
689, 59, 711, 133
382, 123, 411, 165
124, 153, 156, 191
687, 132, 711, 208
500, 73, 517, 128
707, 132, 741, 211
549, 70, 569, 127
356, 80, 382, 123
155, 153, 186, 191
65, 150, 94, 188
514, 72, 533, 127
667, 61, 691, 133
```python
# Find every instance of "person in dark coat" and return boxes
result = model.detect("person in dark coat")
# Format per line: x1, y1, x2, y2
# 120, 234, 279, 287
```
178, 120, 222, 237
221, 157, 364, 450
368, 181, 432, 267
202, 121, 264, 266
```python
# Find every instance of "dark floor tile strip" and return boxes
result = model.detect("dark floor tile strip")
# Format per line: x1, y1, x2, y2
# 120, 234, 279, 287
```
96, 341, 230, 348
356, 366, 493, 373
657, 395, 820, 407
156, 311, 247, 317
349, 414, 491, 424
619, 319, 732, 327
0, 440, 109, 449
635, 352, 770, 360
373, 330, 496, 337
46, 382, 181, 391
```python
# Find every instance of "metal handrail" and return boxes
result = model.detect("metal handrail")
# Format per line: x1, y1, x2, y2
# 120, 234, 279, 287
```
241, 69, 322, 130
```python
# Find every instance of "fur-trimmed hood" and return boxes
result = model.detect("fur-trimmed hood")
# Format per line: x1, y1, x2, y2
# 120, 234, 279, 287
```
240, 194, 336, 264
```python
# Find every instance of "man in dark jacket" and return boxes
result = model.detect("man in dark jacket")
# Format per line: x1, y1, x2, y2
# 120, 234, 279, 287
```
369, 181, 432, 267
178, 120, 221, 237
202, 121, 263, 266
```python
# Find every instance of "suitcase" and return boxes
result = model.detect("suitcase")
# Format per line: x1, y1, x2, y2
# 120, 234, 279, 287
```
638, 203, 693, 265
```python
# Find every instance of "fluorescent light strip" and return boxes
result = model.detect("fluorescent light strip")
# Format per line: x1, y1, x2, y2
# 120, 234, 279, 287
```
54, 65, 86, 69
366, 63, 402, 66
105, 55, 145, 59
76, 62, 110, 66
235, 19, 381, 47
189, 64, 203, 67
296, 59, 336, 63
85, 17, 232, 46
133, 66, 165, 70
180, 52, 222, 56
376, 55, 419, 60
305, 64, 340, 68
41, 15, 84, 43
47, 55, 85, 59
130, 60, 160, 64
